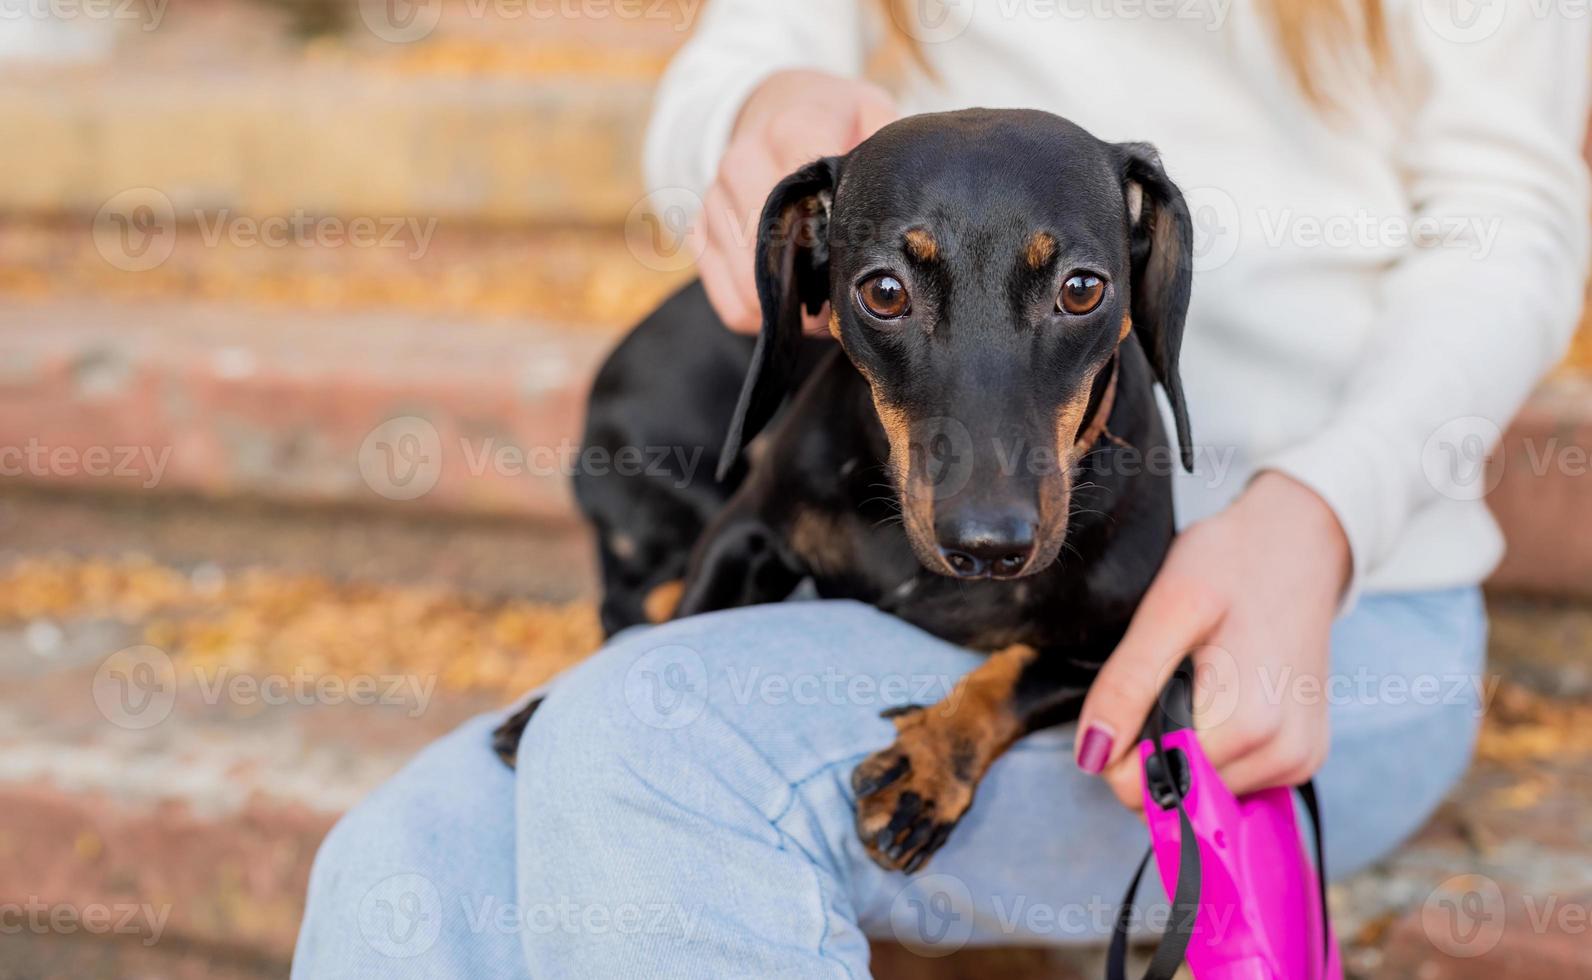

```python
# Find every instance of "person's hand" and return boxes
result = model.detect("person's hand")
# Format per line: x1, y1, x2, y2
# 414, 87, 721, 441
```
693, 70, 898, 334
1074, 471, 1352, 809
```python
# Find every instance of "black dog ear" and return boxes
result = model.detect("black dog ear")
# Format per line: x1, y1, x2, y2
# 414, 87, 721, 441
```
716, 156, 840, 480
1117, 142, 1194, 473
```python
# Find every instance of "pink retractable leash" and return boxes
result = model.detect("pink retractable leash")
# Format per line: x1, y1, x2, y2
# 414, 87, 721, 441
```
1107, 664, 1343, 980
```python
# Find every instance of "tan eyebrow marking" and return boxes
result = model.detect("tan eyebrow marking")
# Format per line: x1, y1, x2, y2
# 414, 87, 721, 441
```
904, 228, 939, 263
1026, 231, 1057, 269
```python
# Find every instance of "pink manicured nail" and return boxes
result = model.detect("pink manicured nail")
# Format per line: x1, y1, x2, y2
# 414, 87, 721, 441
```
1076, 723, 1116, 774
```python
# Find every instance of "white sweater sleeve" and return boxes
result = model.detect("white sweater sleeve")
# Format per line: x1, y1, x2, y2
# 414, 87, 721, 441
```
643, 0, 870, 199
1260, 1, 1591, 602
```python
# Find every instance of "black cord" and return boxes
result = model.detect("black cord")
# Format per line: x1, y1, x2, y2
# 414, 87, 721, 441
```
1105, 666, 1334, 979
1105, 675, 1199, 980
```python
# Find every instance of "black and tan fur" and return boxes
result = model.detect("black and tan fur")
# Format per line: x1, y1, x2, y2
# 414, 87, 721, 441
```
497, 109, 1195, 873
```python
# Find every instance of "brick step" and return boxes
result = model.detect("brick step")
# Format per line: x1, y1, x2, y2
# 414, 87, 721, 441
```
0, 218, 689, 334
0, 296, 615, 522
1485, 373, 1592, 599
0, 610, 501, 963
1, 559, 1588, 978
3, 48, 661, 226
3, 0, 696, 239
3, 296, 1591, 597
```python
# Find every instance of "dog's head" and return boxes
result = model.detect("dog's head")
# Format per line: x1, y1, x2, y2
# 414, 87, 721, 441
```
720, 109, 1193, 580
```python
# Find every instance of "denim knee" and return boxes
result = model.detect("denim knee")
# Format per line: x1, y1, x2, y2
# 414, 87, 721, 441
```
293, 716, 522, 979
520, 600, 978, 793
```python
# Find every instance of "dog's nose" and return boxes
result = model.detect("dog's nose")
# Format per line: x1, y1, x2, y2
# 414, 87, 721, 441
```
935, 512, 1037, 579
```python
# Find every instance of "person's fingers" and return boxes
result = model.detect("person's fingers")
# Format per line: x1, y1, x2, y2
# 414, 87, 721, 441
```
703, 75, 900, 339
1096, 629, 1241, 811
697, 200, 757, 335
1074, 567, 1225, 777
1215, 716, 1329, 797
801, 301, 832, 337
849, 82, 900, 142
763, 106, 846, 170
1101, 749, 1145, 811
698, 247, 755, 334
699, 184, 761, 330
719, 138, 783, 223
1182, 632, 1329, 797
1187, 626, 1289, 778
709, 146, 771, 324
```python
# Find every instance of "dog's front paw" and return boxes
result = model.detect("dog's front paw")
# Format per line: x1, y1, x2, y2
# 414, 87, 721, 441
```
851, 709, 975, 873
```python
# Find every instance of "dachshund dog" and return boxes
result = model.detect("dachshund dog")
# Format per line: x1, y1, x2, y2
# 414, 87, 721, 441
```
497, 108, 1194, 874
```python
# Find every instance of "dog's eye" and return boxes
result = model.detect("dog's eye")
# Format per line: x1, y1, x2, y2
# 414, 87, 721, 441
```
1058, 274, 1105, 315
857, 274, 910, 320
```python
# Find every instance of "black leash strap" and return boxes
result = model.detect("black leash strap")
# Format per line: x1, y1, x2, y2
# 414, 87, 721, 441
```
1298, 778, 1332, 970
1106, 665, 1200, 980
1105, 663, 1334, 980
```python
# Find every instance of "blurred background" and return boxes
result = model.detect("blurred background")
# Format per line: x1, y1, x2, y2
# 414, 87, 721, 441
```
0, 2, 1589, 978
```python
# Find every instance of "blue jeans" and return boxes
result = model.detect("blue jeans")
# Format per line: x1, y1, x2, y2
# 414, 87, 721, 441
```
294, 590, 1486, 979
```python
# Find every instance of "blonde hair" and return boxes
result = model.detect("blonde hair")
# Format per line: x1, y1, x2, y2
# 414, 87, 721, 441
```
878, 0, 1390, 109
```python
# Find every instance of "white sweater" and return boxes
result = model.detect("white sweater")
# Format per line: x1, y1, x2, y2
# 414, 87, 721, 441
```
643, 0, 1590, 600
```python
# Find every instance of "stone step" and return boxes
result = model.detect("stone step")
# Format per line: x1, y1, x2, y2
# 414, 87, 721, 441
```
0, 296, 616, 523
6, 60, 654, 225
2, 296, 1590, 598
0, 0, 695, 225
0, 217, 689, 336
1, 552, 1588, 978
1485, 373, 1592, 600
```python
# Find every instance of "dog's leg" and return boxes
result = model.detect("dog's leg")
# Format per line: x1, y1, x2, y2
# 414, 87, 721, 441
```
852, 644, 1098, 872
492, 698, 543, 768
674, 507, 807, 619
